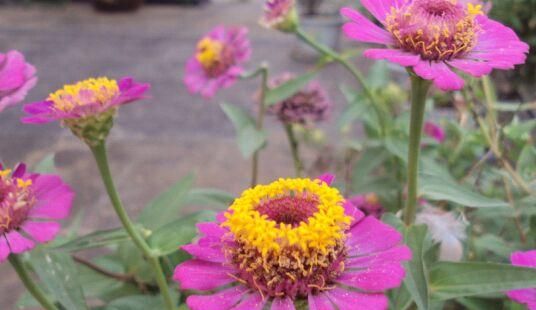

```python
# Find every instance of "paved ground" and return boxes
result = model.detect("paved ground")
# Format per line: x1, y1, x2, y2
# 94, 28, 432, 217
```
0, 1, 364, 308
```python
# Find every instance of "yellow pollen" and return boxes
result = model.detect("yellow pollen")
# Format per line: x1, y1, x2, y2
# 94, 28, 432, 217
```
195, 38, 224, 69
0, 169, 12, 178
467, 3, 483, 15
223, 178, 352, 258
16, 179, 32, 189
48, 77, 119, 112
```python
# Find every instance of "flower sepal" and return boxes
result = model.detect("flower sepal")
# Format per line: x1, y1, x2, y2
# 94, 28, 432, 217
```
64, 108, 116, 147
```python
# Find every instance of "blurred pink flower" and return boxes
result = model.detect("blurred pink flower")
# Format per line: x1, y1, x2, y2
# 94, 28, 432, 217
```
184, 26, 251, 99
260, 0, 298, 32
507, 250, 536, 309
348, 193, 384, 219
267, 73, 332, 125
424, 121, 446, 143
0, 163, 74, 262
0, 51, 37, 112
341, 0, 528, 91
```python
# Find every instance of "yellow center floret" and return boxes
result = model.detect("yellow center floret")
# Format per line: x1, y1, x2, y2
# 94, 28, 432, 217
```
195, 38, 224, 70
48, 77, 119, 112
223, 178, 351, 257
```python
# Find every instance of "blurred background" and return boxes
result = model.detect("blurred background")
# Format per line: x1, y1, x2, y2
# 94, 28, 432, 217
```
0, 0, 533, 308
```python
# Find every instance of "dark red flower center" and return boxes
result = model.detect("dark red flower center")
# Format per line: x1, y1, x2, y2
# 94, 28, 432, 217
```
0, 175, 34, 234
256, 196, 319, 226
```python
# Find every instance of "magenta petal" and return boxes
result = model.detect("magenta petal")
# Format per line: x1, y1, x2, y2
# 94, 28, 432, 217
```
360, 0, 404, 24
364, 49, 421, 67
197, 222, 226, 239
340, 8, 394, 45
232, 293, 266, 310
317, 174, 335, 186
182, 243, 226, 263
0, 51, 27, 91
346, 216, 403, 256
413, 61, 464, 91
21, 221, 61, 244
271, 297, 295, 310
30, 175, 74, 220
5, 231, 35, 254
186, 286, 248, 310
343, 201, 365, 227
325, 288, 388, 310
12, 163, 27, 178
447, 59, 492, 77
173, 259, 236, 290
507, 250, 536, 308
308, 294, 336, 310
337, 262, 406, 291
0, 237, 11, 262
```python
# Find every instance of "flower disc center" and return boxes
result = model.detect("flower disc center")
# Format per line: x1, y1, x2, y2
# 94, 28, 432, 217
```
256, 196, 319, 226
0, 172, 34, 234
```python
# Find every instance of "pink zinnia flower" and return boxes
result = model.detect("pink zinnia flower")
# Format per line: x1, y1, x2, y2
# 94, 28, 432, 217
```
0, 163, 74, 261
260, 0, 298, 32
267, 73, 332, 125
173, 175, 411, 310
0, 50, 37, 112
348, 193, 384, 219
184, 26, 251, 99
21, 77, 149, 145
341, 0, 529, 91
507, 250, 536, 309
22, 77, 149, 124
424, 121, 446, 143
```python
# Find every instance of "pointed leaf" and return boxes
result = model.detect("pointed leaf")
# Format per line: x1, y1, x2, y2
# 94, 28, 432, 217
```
265, 71, 316, 106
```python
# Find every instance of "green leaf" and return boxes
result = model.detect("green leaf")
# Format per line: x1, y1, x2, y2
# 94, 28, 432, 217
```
517, 144, 536, 180
473, 234, 516, 258
148, 211, 216, 257
185, 188, 234, 208
456, 297, 504, 310
367, 61, 390, 89
54, 227, 129, 252
419, 172, 508, 208
33, 154, 56, 174
76, 256, 139, 301
30, 249, 89, 310
384, 136, 409, 163
429, 262, 536, 300
221, 103, 267, 158
403, 225, 430, 310
265, 71, 316, 106
105, 294, 176, 310
138, 174, 194, 230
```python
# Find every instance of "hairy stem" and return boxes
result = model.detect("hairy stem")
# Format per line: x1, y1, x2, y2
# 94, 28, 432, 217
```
404, 76, 431, 226
90, 142, 175, 310
9, 255, 58, 310
251, 65, 269, 187
284, 124, 304, 177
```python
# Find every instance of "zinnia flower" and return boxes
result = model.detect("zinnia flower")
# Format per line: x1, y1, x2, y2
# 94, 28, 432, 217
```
0, 50, 37, 112
268, 73, 332, 125
416, 205, 466, 262
184, 26, 251, 99
507, 250, 536, 309
260, 0, 299, 33
22, 77, 149, 145
348, 193, 384, 219
424, 121, 446, 143
341, 0, 529, 91
0, 163, 74, 261
174, 175, 411, 310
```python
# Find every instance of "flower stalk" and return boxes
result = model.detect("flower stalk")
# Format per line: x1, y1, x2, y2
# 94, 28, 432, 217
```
284, 124, 303, 177
295, 28, 386, 136
404, 75, 432, 226
90, 142, 175, 310
251, 65, 269, 187
9, 255, 58, 310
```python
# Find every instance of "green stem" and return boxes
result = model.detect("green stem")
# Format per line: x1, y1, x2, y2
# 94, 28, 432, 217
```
284, 124, 303, 177
9, 255, 58, 310
404, 75, 431, 226
90, 142, 175, 310
295, 28, 387, 135
251, 65, 269, 187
